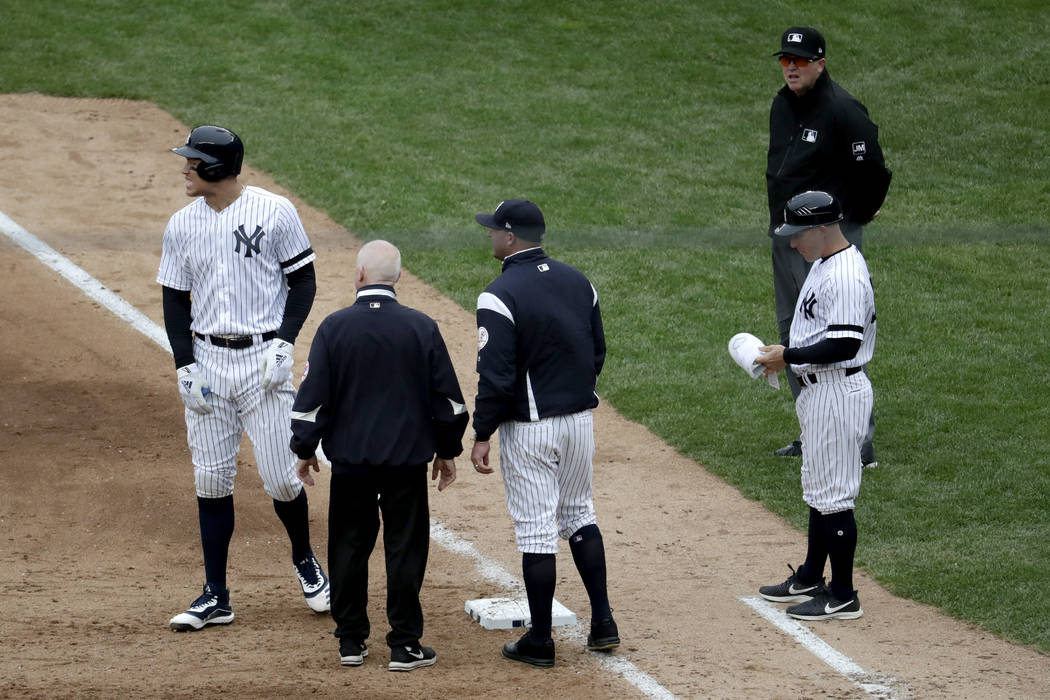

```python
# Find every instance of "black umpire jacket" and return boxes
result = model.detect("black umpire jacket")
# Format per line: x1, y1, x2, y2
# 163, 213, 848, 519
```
766, 70, 892, 234
290, 285, 468, 472
473, 247, 605, 441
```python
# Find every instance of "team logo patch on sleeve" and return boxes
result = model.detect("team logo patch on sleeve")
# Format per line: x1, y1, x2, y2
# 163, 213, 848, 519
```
802, 129, 818, 143
478, 326, 489, 350
852, 141, 867, 159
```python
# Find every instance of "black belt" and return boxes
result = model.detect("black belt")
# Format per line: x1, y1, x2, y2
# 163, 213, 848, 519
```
201, 331, 277, 349
802, 366, 862, 386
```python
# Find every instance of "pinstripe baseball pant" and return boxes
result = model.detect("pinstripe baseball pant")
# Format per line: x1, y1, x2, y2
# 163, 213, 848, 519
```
498, 410, 598, 554
797, 370, 873, 514
185, 336, 302, 501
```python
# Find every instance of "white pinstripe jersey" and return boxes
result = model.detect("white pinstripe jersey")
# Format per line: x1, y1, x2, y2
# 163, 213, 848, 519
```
157, 185, 316, 336
788, 244, 876, 374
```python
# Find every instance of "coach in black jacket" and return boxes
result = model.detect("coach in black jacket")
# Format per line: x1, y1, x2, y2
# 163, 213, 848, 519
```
290, 239, 468, 671
767, 26, 891, 464
470, 199, 618, 668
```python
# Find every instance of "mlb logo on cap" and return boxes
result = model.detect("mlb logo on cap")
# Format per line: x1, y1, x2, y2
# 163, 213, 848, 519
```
774, 26, 826, 60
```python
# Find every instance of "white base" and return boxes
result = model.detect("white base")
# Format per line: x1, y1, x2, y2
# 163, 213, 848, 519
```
464, 597, 577, 630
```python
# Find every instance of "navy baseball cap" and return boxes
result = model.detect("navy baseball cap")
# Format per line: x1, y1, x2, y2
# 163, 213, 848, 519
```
773, 26, 826, 60
475, 199, 546, 240
773, 190, 843, 237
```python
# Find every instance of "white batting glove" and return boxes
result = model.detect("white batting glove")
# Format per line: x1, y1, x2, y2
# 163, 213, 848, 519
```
176, 363, 212, 415
260, 339, 294, 391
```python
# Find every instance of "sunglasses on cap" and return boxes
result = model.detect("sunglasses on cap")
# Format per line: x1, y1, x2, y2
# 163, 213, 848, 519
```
779, 55, 818, 68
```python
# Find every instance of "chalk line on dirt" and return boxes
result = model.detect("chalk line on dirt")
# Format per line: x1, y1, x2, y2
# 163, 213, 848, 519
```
740, 596, 901, 699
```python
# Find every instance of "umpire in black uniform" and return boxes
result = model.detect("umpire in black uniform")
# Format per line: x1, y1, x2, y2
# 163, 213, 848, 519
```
290, 240, 468, 672
767, 26, 891, 464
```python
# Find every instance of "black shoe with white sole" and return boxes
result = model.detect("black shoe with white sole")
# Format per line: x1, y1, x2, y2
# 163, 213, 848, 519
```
786, 590, 863, 620
759, 564, 825, 603
169, 583, 234, 632
339, 639, 368, 667
587, 617, 620, 651
389, 644, 436, 671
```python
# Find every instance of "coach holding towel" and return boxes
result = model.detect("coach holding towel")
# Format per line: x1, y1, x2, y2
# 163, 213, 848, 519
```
290, 240, 468, 671
766, 25, 890, 464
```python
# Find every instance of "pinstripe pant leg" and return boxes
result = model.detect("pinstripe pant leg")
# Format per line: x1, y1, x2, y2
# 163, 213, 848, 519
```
799, 376, 872, 514
499, 419, 560, 554
556, 411, 597, 540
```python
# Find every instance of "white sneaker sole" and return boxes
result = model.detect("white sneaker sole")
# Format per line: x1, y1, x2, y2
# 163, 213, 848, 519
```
389, 657, 437, 671
169, 610, 235, 631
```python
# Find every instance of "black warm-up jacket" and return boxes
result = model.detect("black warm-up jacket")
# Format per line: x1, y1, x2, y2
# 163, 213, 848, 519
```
766, 70, 892, 234
289, 285, 468, 471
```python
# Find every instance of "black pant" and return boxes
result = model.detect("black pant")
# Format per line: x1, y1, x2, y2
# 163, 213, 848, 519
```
328, 464, 430, 649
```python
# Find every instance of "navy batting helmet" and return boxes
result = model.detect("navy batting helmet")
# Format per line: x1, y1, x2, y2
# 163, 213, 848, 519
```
172, 125, 243, 182
774, 190, 843, 237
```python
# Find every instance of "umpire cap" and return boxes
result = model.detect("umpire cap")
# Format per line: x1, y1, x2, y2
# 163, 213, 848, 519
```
774, 190, 843, 237
475, 199, 546, 240
774, 26, 826, 60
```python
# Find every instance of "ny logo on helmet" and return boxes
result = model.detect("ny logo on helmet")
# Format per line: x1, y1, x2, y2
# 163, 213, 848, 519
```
233, 224, 266, 258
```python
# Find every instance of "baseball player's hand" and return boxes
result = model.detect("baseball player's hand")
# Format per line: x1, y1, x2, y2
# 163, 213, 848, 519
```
431, 458, 457, 491
296, 455, 320, 486
471, 441, 493, 474
260, 339, 294, 391
755, 345, 787, 377
176, 363, 212, 415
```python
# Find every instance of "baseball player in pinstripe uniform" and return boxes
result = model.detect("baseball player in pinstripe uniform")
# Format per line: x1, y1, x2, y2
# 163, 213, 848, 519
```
755, 190, 876, 620
469, 199, 619, 667
158, 125, 330, 631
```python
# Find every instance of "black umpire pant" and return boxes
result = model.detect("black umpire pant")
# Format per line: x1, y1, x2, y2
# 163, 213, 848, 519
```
329, 464, 430, 649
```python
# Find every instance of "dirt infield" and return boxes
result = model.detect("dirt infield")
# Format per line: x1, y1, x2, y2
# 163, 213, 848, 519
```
1, 93, 1047, 698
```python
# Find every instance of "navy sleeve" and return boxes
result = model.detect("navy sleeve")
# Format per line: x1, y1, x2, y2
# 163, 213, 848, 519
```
161, 285, 194, 369
592, 298, 606, 378
278, 262, 316, 343
784, 337, 861, 365
289, 321, 332, 459
429, 324, 469, 458
473, 306, 517, 441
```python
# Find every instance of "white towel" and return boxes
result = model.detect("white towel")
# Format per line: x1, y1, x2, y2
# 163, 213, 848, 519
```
728, 332, 780, 389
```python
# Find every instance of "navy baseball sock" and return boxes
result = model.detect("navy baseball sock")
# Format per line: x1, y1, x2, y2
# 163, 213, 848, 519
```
824, 509, 858, 600
798, 507, 829, 584
273, 487, 312, 562
568, 524, 612, 622
522, 553, 556, 643
198, 495, 234, 592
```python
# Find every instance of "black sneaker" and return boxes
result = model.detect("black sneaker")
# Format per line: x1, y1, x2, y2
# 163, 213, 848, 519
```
339, 639, 368, 667
587, 617, 620, 651
501, 630, 555, 668
774, 440, 802, 457
389, 644, 437, 671
169, 583, 234, 632
786, 590, 863, 620
758, 564, 825, 603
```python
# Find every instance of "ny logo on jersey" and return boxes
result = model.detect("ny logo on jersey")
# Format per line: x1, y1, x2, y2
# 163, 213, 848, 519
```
233, 224, 266, 258
800, 291, 818, 320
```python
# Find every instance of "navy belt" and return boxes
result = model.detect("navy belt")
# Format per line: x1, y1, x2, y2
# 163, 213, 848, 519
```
801, 366, 863, 386
201, 331, 277, 349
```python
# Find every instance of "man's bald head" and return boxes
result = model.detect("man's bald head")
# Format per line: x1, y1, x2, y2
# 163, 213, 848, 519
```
355, 239, 402, 288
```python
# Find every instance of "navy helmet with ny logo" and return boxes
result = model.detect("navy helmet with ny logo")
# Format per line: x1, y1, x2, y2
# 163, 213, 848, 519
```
233, 224, 266, 258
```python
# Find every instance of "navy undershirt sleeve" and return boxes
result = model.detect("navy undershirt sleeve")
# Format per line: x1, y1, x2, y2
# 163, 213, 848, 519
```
784, 337, 861, 365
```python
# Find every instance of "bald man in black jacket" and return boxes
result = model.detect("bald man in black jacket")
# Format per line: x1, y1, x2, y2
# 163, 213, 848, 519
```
290, 240, 468, 672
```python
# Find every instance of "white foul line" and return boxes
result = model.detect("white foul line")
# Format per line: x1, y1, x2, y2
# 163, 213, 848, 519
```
0, 210, 676, 700
740, 596, 899, 699
0, 212, 171, 352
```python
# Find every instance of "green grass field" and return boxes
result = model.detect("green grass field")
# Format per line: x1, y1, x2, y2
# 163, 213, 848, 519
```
3, 0, 1049, 651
